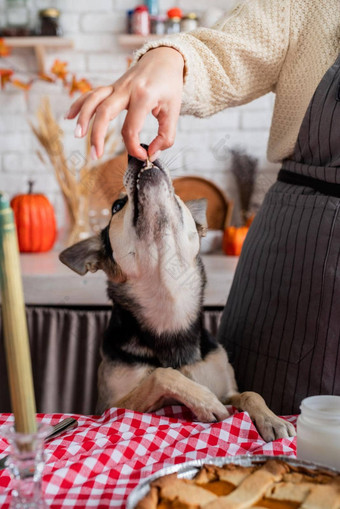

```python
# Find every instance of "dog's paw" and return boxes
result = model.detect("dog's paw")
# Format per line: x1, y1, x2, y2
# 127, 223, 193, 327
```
190, 389, 230, 423
255, 413, 296, 442
194, 403, 230, 423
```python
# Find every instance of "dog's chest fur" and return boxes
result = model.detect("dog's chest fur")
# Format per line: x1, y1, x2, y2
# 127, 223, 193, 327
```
102, 290, 218, 369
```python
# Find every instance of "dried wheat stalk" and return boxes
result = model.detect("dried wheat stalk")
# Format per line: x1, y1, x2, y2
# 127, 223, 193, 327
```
30, 97, 118, 244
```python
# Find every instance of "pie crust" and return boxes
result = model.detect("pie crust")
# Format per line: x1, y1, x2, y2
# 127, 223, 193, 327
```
135, 459, 340, 509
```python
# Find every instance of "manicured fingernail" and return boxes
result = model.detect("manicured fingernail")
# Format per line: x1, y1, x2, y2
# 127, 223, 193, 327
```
74, 124, 82, 138
90, 145, 98, 161
64, 108, 71, 119
149, 151, 160, 163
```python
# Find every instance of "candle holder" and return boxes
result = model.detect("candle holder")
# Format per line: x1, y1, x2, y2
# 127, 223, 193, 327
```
2, 424, 51, 509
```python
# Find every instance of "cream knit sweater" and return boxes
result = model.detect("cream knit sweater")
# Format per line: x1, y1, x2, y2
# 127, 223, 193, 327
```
135, 0, 339, 163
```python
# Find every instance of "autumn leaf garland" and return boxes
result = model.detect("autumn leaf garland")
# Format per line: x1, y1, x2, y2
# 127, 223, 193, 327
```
0, 38, 92, 95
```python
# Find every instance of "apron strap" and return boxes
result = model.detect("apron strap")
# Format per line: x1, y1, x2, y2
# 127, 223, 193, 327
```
278, 168, 340, 198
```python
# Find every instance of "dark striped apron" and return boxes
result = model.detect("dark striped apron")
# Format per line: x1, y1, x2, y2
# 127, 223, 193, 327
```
218, 53, 340, 415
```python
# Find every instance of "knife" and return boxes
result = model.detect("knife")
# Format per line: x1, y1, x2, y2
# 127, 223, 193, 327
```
0, 417, 78, 471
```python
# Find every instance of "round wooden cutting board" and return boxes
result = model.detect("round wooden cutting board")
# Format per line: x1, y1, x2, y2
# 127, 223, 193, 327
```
173, 176, 233, 230
90, 161, 233, 230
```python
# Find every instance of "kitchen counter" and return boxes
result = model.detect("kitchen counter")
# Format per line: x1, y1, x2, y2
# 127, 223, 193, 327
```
0, 252, 239, 307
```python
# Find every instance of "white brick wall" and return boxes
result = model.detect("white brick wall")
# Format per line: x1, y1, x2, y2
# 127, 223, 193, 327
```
0, 0, 279, 235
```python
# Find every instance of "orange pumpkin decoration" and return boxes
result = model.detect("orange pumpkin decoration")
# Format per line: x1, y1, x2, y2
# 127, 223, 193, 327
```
223, 226, 249, 256
245, 213, 255, 227
11, 181, 57, 253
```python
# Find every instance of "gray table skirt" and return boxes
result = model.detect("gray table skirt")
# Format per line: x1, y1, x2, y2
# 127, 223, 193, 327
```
0, 306, 223, 415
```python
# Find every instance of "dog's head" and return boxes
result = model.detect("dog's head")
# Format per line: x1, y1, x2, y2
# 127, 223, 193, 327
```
60, 147, 207, 332
60, 147, 207, 281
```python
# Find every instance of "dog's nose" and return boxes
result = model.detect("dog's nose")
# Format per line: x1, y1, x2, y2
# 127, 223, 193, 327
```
128, 144, 149, 163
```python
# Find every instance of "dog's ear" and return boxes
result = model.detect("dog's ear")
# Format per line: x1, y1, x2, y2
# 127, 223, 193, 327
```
185, 199, 208, 237
59, 236, 103, 275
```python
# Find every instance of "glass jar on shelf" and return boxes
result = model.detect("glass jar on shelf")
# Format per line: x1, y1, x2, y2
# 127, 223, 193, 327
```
38, 8, 62, 36
4, 0, 30, 36
150, 14, 166, 35
166, 7, 182, 34
181, 12, 198, 32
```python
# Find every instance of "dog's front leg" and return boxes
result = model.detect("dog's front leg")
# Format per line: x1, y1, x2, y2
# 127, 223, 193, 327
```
228, 392, 296, 441
116, 367, 230, 422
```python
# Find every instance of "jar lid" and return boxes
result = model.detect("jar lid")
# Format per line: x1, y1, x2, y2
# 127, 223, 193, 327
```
300, 395, 340, 422
183, 12, 198, 20
150, 14, 167, 21
134, 5, 148, 12
167, 7, 182, 19
39, 8, 60, 18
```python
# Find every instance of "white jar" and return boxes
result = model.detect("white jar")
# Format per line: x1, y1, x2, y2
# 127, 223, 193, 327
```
297, 395, 340, 470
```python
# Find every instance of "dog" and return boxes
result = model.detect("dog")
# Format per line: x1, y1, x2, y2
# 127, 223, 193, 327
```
59, 148, 296, 442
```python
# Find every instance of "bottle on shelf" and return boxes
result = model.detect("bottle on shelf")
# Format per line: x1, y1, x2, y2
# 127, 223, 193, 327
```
126, 9, 134, 34
144, 0, 158, 16
132, 5, 150, 36
166, 7, 182, 34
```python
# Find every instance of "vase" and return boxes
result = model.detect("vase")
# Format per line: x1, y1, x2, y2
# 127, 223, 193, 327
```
67, 193, 92, 246
2, 423, 51, 508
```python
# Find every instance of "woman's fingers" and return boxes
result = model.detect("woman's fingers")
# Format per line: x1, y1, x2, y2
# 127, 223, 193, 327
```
91, 93, 128, 158
148, 100, 181, 159
66, 47, 185, 159
65, 91, 92, 119
121, 99, 152, 160
74, 86, 115, 137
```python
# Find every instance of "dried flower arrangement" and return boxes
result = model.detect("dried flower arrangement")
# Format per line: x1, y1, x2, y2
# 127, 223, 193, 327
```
230, 148, 258, 226
30, 97, 119, 245
223, 149, 258, 256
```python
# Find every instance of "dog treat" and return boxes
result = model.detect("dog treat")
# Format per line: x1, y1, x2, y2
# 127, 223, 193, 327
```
144, 157, 153, 169
135, 459, 340, 508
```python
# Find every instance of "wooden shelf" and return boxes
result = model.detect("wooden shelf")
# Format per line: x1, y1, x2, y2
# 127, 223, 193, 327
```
3, 36, 73, 72
118, 34, 165, 50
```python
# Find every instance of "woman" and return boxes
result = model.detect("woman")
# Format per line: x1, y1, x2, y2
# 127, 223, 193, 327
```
67, 0, 340, 415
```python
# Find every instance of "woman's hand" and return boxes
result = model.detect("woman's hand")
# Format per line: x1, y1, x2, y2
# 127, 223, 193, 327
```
66, 47, 185, 161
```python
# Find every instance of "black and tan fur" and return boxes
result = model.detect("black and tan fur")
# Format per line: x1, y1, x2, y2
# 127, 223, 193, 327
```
60, 148, 295, 441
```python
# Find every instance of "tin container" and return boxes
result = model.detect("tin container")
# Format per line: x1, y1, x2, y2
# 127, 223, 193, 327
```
126, 454, 340, 509
297, 395, 340, 470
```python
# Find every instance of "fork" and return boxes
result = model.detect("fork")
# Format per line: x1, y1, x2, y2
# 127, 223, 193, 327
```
0, 417, 78, 470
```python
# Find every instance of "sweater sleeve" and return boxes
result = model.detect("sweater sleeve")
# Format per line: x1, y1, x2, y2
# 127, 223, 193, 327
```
134, 0, 291, 117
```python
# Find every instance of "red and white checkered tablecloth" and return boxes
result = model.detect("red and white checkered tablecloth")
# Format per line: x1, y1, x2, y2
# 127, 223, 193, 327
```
0, 407, 296, 508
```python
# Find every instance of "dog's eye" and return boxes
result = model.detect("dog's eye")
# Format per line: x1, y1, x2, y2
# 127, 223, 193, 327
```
111, 196, 127, 215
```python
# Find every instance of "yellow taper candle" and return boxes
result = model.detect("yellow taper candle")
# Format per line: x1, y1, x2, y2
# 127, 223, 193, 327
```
0, 192, 37, 433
